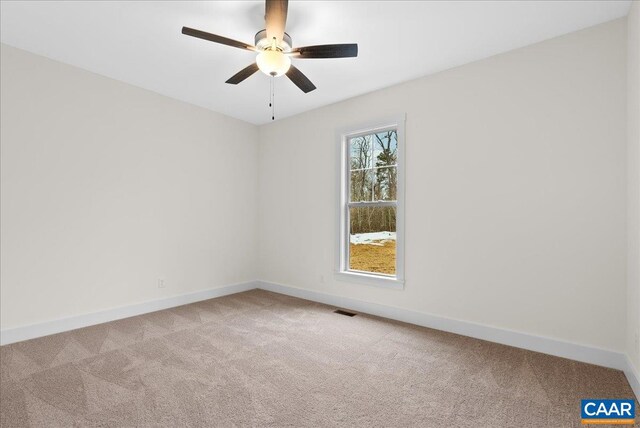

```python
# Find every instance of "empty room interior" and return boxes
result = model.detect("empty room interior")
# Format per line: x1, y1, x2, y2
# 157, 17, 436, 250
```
1, 0, 639, 426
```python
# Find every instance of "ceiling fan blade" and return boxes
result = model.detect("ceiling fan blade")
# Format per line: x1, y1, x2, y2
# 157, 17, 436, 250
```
265, 0, 288, 44
290, 44, 358, 59
286, 65, 316, 93
182, 27, 255, 51
225, 63, 260, 85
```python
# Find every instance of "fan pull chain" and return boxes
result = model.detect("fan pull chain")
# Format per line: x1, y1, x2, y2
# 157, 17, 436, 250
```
272, 76, 275, 121
268, 76, 275, 121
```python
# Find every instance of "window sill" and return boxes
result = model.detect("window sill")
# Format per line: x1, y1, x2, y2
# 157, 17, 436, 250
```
334, 271, 404, 289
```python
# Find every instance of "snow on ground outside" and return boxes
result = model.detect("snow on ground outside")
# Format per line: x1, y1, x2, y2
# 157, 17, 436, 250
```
350, 231, 396, 245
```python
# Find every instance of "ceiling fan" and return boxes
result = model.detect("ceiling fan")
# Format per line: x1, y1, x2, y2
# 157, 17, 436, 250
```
181, 0, 358, 94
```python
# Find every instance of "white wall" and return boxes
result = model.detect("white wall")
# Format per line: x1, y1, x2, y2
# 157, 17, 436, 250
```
628, 0, 640, 375
258, 19, 627, 352
0, 44, 259, 329
0, 15, 632, 364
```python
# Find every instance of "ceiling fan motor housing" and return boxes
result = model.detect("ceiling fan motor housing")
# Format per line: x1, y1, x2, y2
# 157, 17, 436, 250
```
254, 29, 292, 52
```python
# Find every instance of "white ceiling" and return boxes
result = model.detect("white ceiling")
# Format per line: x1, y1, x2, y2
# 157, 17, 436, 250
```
0, 1, 631, 125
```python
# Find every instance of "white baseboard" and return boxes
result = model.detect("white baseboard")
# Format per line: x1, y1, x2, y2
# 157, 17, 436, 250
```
624, 356, 640, 400
0, 280, 258, 346
257, 280, 638, 399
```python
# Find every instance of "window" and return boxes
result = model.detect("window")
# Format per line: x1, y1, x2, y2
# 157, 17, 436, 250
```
337, 116, 405, 287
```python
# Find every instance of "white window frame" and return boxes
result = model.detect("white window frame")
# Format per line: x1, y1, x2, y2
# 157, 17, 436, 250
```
335, 115, 406, 289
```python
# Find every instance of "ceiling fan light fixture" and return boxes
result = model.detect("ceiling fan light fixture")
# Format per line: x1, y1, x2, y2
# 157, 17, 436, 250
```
256, 50, 291, 77
182, 0, 357, 96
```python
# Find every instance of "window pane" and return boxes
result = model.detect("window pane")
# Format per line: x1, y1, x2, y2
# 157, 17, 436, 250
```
350, 169, 374, 202
349, 206, 396, 275
349, 135, 373, 170
373, 130, 397, 168
374, 166, 397, 201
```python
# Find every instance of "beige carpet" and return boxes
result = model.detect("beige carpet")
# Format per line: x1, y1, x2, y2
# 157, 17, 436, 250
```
0, 289, 637, 427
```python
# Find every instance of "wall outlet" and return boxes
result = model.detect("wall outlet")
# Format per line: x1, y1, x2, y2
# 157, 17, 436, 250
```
319, 275, 325, 284
158, 279, 165, 289
635, 331, 640, 355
